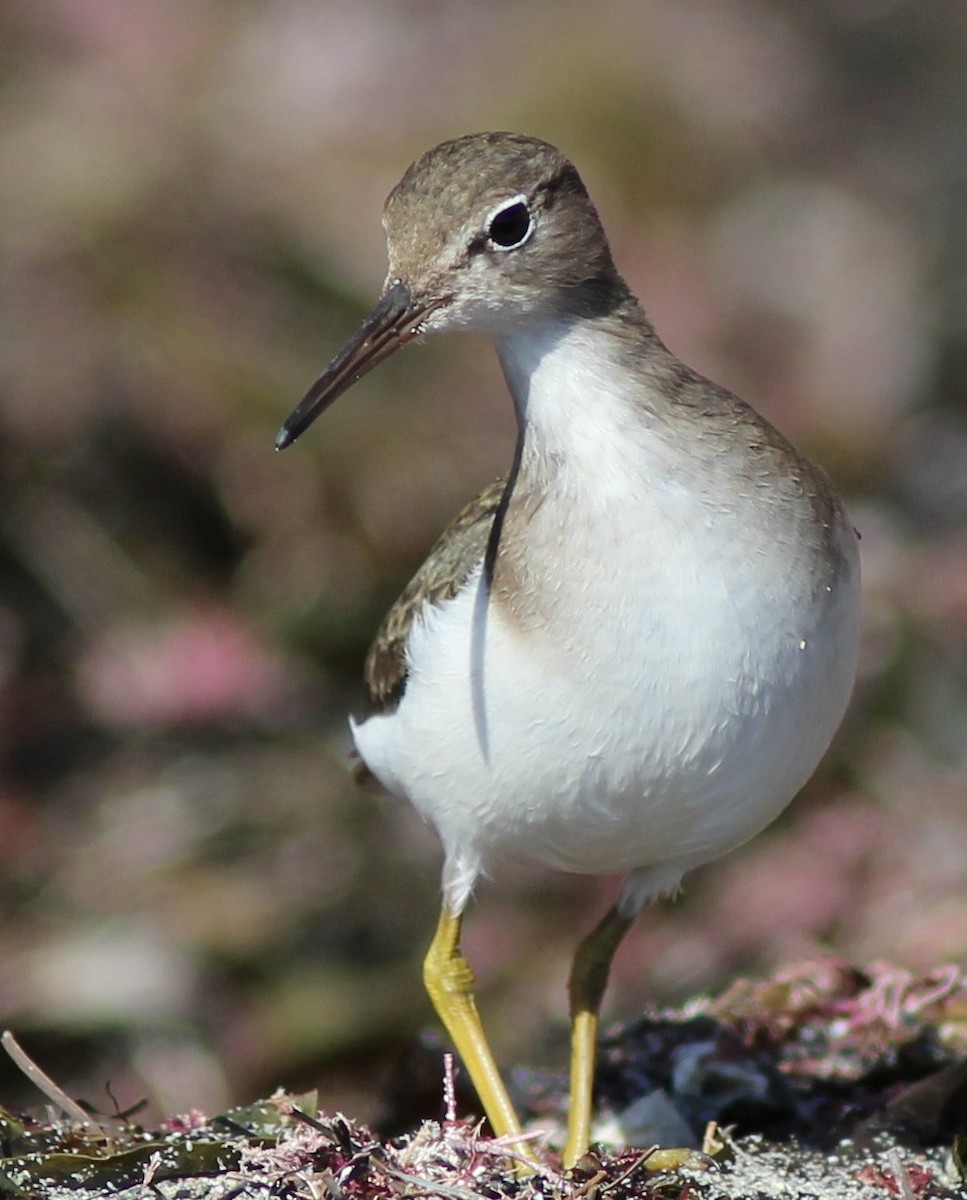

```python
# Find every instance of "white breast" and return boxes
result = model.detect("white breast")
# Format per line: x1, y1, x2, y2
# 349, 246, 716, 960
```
352, 321, 862, 915
355, 535, 858, 911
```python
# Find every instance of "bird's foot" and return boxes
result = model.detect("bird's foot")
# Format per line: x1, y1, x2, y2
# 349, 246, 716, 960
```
639, 1145, 715, 1173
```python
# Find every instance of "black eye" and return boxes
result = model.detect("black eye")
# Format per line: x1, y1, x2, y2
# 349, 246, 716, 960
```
487, 200, 532, 249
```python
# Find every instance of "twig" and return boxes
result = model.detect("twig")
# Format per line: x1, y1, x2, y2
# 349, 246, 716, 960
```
1, 1029, 109, 1136
442, 1053, 457, 1124
887, 1148, 916, 1200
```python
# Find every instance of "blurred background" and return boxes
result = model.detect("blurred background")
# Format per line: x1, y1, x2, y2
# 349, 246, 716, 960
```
0, 0, 965, 1131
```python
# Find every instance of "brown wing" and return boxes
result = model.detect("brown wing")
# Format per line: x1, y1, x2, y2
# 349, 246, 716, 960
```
363, 478, 507, 714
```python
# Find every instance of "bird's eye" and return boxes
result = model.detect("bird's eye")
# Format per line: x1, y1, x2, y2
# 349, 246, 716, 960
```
487, 199, 533, 250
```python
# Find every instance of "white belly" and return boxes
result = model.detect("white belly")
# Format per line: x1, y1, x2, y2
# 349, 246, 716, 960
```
352, 506, 861, 915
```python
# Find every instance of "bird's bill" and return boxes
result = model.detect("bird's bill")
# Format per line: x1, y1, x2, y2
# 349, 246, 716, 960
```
275, 280, 442, 450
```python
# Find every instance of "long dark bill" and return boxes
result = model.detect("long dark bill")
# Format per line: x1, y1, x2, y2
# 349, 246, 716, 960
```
276, 281, 445, 450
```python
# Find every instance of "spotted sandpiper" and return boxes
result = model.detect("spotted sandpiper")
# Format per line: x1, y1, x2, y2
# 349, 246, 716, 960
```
276, 133, 861, 1167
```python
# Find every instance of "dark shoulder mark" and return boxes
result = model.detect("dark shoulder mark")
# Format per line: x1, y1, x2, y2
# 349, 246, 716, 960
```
362, 478, 507, 714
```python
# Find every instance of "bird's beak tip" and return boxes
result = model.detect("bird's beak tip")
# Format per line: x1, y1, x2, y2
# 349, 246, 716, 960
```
274, 281, 438, 454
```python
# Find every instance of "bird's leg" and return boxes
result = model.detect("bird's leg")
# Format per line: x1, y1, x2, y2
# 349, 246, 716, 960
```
563, 903, 634, 1168
423, 905, 523, 1142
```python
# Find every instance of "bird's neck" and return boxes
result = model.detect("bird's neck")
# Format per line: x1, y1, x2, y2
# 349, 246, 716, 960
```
494, 304, 682, 506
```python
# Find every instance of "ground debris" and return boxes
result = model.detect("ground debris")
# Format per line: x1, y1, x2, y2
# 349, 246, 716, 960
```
0, 1103, 962, 1200
1, 963, 964, 1199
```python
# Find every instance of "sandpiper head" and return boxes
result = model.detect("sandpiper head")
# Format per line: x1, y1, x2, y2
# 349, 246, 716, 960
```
277, 133, 622, 449
383, 132, 619, 331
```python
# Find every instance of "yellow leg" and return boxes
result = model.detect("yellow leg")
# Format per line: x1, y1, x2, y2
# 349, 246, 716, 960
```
563, 905, 634, 1168
423, 905, 523, 1142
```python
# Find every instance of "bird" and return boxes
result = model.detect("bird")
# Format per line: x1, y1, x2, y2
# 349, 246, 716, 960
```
275, 132, 862, 1168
